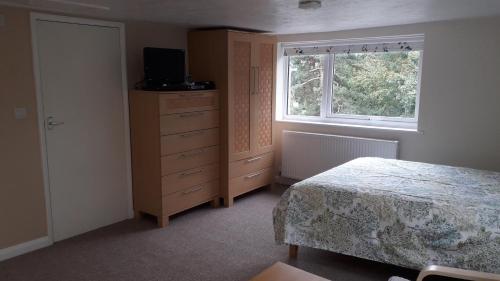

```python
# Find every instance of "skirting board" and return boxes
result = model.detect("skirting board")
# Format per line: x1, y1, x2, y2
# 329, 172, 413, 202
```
0, 236, 52, 262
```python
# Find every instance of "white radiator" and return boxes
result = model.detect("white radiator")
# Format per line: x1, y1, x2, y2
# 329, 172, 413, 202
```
281, 130, 398, 180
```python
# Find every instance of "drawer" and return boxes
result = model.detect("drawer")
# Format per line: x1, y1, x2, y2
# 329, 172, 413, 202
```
163, 180, 219, 216
162, 163, 219, 195
161, 146, 219, 175
229, 167, 273, 198
229, 152, 273, 179
159, 91, 219, 115
161, 128, 219, 156
160, 110, 219, 135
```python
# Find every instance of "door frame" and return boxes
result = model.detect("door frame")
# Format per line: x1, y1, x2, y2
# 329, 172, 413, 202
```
30, 12, 133, 244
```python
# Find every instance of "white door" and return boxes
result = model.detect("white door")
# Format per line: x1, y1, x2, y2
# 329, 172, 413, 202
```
33, 17, 131, 241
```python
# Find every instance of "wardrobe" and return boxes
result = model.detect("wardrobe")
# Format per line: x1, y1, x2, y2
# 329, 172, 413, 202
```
188, 30, 276, 206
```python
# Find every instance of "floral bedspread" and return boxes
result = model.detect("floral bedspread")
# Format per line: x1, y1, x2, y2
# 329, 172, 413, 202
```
273, 157, 500, 273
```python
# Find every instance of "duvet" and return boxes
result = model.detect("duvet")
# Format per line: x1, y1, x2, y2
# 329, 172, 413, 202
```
273, 157, 500, 273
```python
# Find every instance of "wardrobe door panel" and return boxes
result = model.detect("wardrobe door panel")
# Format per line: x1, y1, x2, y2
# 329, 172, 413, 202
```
228, 35, 253, 161
253, 40, 275, 155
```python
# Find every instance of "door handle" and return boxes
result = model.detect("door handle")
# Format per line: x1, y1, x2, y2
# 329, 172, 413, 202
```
46, 116, 65, 130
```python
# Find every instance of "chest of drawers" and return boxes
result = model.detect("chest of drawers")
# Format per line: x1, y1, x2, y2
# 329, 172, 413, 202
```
129, 90, 220, 227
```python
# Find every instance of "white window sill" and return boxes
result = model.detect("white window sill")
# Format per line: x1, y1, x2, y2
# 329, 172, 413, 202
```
276, 118, 423, 134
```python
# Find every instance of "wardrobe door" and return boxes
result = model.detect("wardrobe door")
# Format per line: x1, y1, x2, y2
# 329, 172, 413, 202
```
228, 32, 254, 161
252, 37, 275, 156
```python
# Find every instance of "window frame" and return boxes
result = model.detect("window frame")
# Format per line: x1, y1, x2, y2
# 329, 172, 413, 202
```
279, 36, 424, 130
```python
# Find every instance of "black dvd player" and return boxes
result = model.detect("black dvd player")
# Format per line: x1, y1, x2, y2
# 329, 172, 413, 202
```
141, 81, 215, 91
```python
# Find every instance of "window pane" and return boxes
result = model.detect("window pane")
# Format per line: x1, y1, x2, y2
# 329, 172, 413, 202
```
332, 51, 420, 118
288, 55, 324, 116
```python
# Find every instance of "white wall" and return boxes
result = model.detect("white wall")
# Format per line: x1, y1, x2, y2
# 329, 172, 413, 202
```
275, 16, 500, 172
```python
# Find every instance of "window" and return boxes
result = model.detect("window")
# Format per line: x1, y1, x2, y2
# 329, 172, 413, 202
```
288, 55, 324, 116
280, 35, 424, 129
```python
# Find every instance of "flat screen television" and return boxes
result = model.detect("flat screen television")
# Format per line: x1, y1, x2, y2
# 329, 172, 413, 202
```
143, 47, 185, 85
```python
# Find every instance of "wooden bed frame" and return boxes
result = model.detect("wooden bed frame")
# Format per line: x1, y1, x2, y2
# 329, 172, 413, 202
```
289, 245, 299, 259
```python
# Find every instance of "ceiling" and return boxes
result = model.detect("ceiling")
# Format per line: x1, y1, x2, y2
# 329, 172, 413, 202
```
3, 0, 500, 34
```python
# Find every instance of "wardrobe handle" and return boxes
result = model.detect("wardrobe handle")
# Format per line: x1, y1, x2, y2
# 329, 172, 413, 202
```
245, 156, 263, 163
250, 66, 256, 95
254, 66, 259, 95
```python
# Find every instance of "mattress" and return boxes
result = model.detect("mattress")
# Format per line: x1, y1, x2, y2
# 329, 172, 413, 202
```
273, 157, 500, 273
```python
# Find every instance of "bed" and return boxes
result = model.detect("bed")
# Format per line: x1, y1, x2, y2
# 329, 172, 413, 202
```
273, 157, 500, 273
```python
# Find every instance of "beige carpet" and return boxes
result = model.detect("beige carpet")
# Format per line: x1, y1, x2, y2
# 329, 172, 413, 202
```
0, 186, 417, 281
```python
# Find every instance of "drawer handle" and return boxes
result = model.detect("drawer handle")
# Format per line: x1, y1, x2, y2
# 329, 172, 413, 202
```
178, 112, 204, 118
178, 93, 205, 97
245, 156, 263, 163
179, 149, 204, 158
245, 171, 264, 180
180, 169, 203, 177
179, 131, 205, 138
182, 186, 203, 195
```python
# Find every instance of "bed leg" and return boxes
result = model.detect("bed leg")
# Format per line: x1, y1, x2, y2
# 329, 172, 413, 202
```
289, 245, 298, 259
